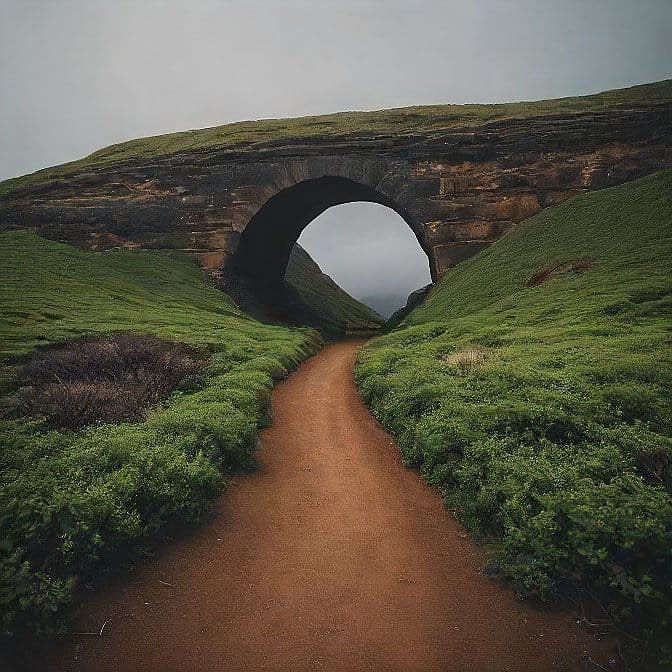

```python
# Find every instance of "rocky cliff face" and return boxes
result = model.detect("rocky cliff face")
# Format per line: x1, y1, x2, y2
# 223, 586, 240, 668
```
1, 83, 670, 306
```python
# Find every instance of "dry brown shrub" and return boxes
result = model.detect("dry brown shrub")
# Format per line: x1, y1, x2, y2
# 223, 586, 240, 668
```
21, 333, 206, 428
440, 347, 488, 374
527, 259, 594, 287
33, 382, 136, 428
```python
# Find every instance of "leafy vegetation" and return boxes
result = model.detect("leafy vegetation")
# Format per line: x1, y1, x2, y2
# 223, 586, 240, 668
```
355, 169, 672, 663
0, 231, 321, 635
285, 243, 383, 337
1, 80, 670, 197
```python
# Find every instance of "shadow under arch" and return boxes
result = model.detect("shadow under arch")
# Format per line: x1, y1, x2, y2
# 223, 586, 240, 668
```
222, 176, 432, 325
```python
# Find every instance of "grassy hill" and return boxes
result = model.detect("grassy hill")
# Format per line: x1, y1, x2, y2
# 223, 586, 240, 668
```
1, 79, 670, 197
355, 169, 672, 663
285, 243, 384, 336
0, 231, 321, 635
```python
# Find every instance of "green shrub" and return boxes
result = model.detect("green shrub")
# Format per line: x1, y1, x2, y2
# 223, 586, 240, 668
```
0, 231, 322, 635
355, 169, 672, 657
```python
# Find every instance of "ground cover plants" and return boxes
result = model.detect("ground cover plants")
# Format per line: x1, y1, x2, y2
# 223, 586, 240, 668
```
0, 231, 321, 635
355, 169, 672, 666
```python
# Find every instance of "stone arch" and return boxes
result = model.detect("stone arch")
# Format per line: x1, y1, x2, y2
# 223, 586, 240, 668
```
2, 96, 666, 302
227, 175, 434, 294
220, 174, 434, 323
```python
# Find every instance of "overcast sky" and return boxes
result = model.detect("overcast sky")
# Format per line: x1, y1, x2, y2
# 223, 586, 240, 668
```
1, 0, 670, 310
299, 204, 431, 317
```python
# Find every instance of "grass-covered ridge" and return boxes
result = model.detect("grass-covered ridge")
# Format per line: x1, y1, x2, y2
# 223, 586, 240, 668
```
0, 231, 321, 635
355, 170, 672, 660
285, 243, 384, 336
1, 80, 670, 197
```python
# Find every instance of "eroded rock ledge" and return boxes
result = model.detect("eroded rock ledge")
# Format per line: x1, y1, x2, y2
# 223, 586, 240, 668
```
1, 89, 670, 290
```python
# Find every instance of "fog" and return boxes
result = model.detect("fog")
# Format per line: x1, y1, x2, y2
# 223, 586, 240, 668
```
1, 0, 669, 312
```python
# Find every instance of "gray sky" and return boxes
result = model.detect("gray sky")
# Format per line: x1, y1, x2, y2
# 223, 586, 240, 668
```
1, 0, 670, 182
1, 0, 670, 311
298, 203, 431, 316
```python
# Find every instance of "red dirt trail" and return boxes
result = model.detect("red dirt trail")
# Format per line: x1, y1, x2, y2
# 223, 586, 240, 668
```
14, 342, 615, 671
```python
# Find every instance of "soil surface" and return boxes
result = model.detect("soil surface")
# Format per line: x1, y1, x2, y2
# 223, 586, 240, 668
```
11, 342, 615, 671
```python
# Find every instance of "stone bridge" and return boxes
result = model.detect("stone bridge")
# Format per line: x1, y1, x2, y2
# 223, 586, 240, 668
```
1, 100, 670, 307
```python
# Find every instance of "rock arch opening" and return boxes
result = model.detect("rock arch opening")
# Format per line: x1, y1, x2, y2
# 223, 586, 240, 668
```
297, 202, 432, 319
223, 176, 433, 328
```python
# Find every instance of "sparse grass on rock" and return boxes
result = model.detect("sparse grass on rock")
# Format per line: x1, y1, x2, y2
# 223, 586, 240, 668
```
355, 169, 672, 666
1, 80, 669, 198
285, 243, 384, 337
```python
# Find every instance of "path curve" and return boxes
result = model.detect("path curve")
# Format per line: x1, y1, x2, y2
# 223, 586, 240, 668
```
18, 342, 613, 671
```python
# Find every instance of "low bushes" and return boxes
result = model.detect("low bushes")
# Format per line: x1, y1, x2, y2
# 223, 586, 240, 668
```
0, 335, 321, 636
19, 333, 207, 428
356, 170, 672, 665
0, 333, 322, 635
0, 231, 323, 636
357, 322, 672, 665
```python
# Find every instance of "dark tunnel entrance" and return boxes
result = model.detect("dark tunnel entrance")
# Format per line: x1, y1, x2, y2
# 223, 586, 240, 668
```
222, 176, 433, 330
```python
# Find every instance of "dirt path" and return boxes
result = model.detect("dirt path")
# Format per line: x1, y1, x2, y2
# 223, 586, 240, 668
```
17, 342, 614, 671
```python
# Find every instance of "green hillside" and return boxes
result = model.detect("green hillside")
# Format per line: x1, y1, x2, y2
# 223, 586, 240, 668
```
285, 243, 384, 336
1, 80, 670, 197
355, 170, 672, 660
0, 231, 321, 635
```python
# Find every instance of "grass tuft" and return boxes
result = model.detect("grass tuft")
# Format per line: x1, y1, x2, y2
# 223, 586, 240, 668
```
440, 347, 488, 375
